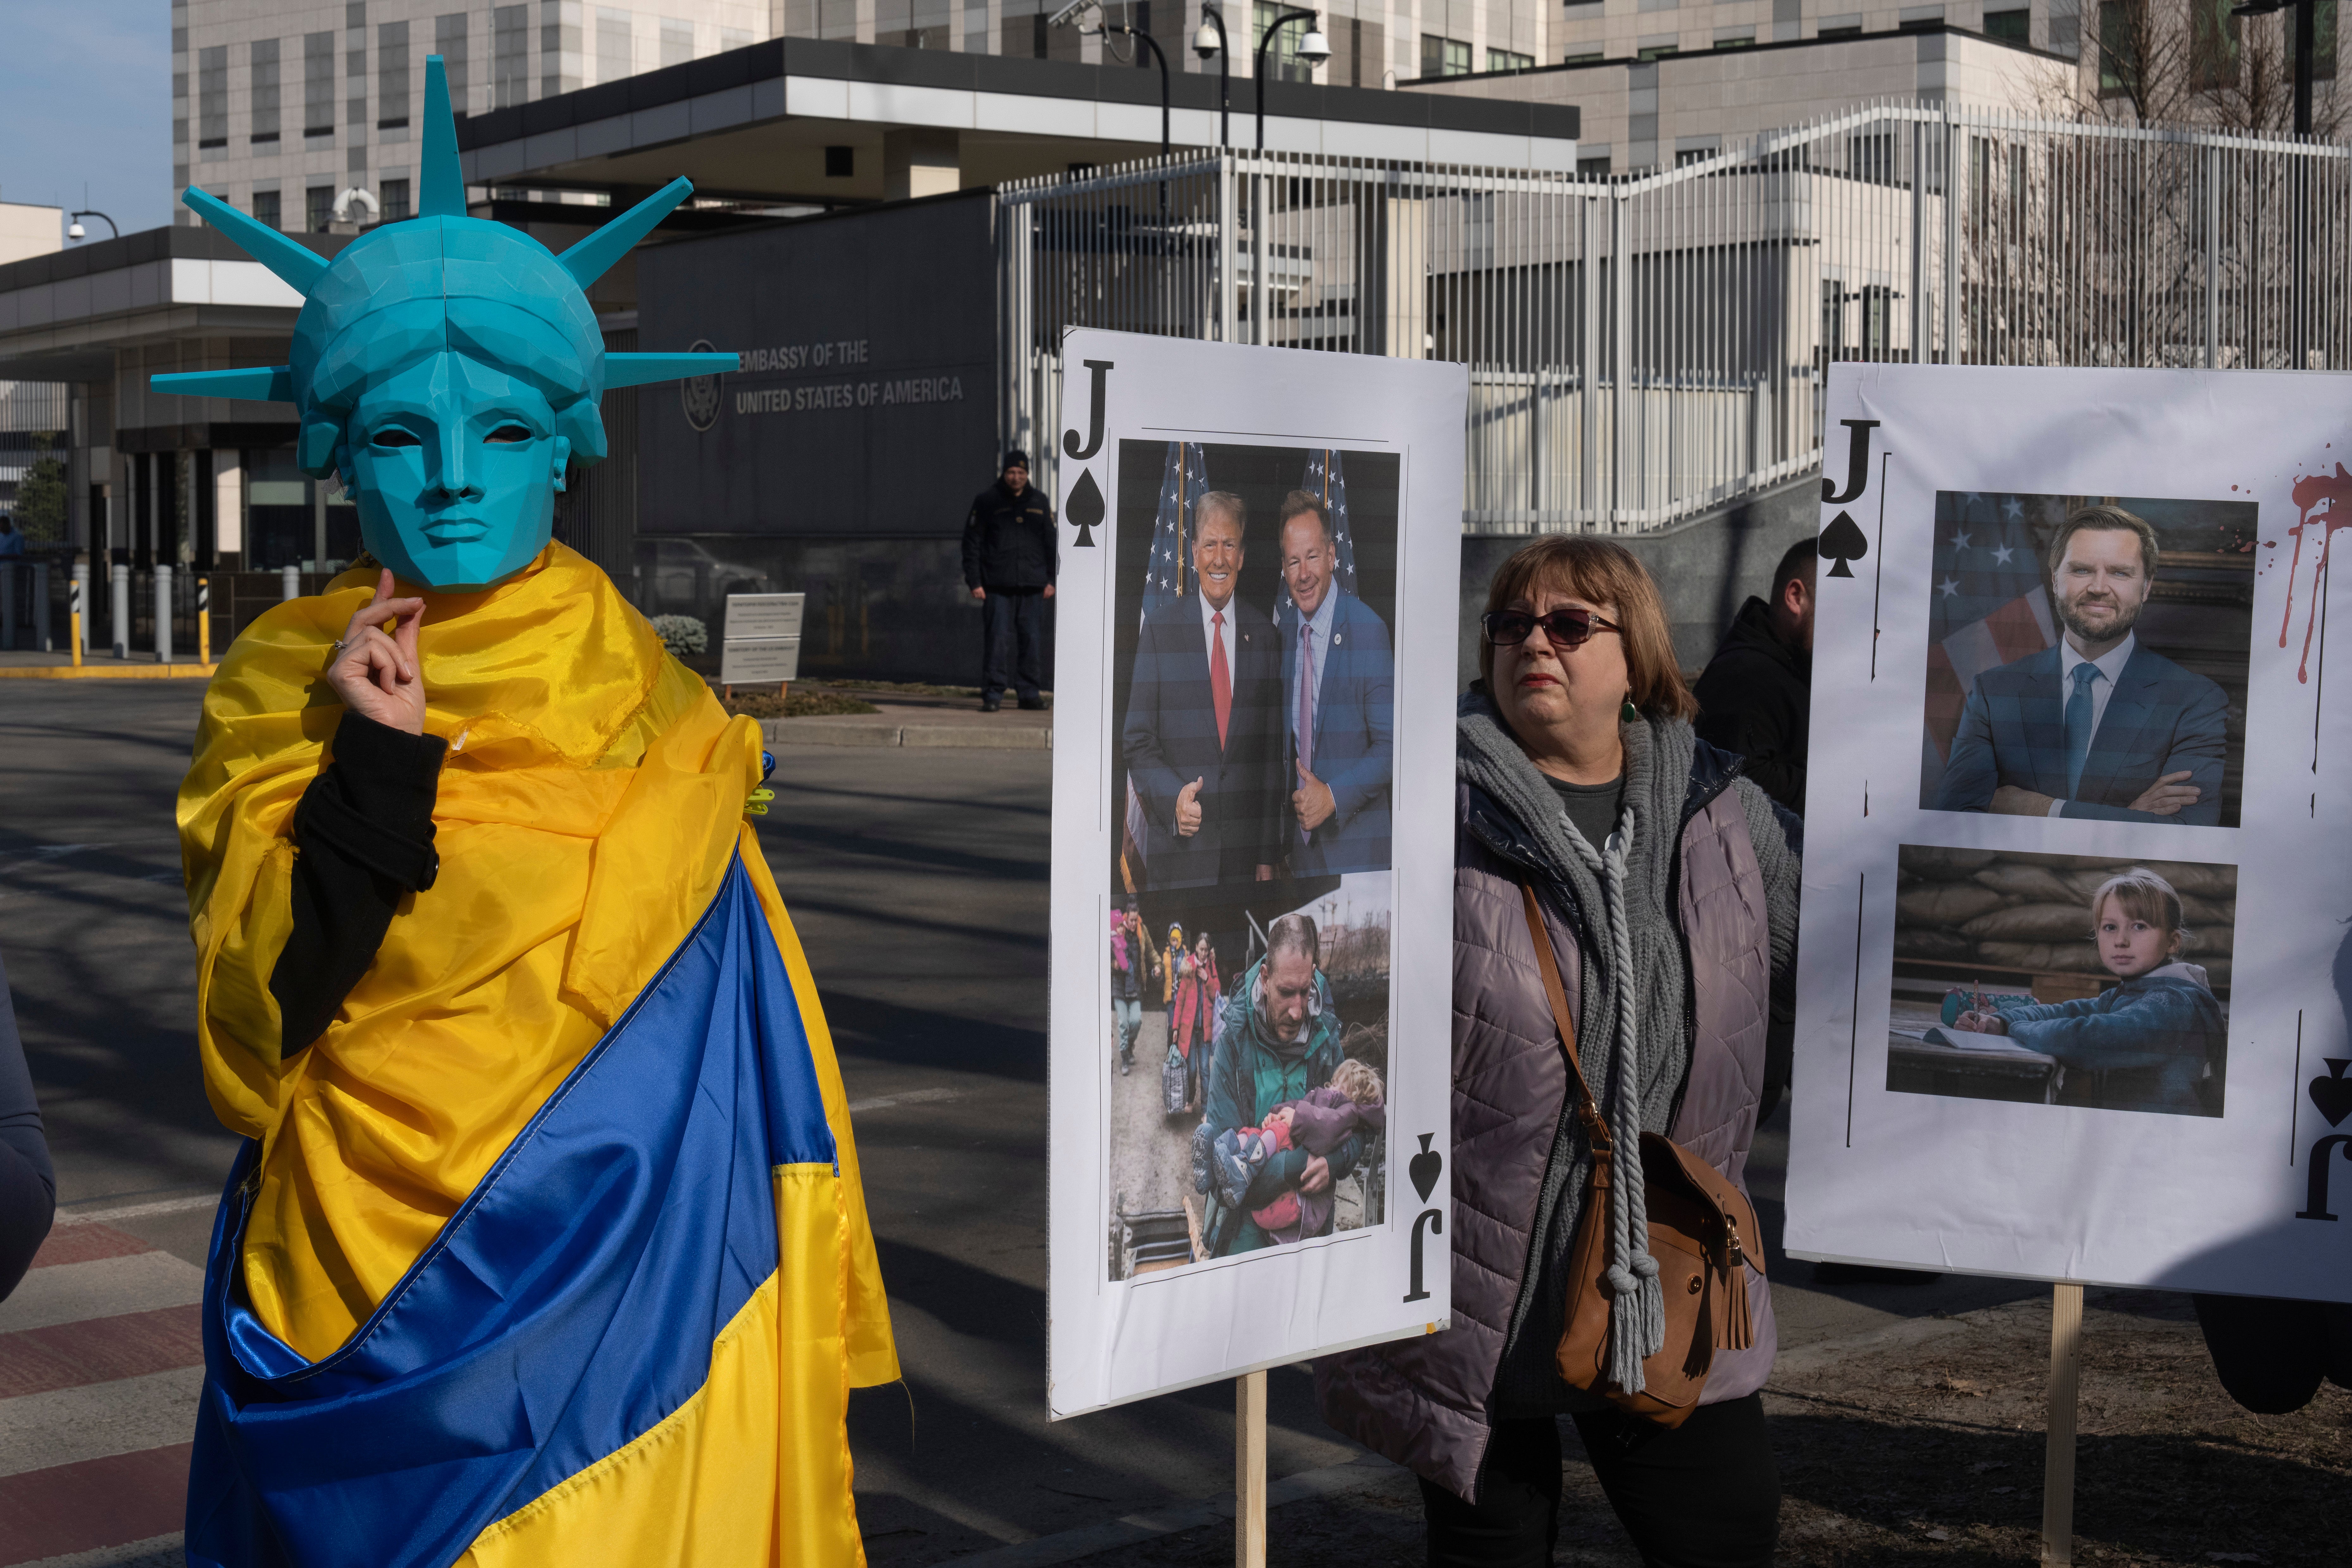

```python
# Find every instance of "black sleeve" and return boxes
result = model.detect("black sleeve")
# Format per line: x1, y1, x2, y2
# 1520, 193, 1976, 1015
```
270, 712, 448, 1053
0, 948, 54, 1303
961, 493, 985, 588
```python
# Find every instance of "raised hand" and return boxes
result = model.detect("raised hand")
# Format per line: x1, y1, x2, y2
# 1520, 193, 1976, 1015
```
325, 568, 428, 735
1175, 776, 1204, 836
2127, 771, 2200, 816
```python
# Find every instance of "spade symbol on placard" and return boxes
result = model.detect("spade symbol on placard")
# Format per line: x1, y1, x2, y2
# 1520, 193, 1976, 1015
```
1409, 1134, 1443, 1203
2312, 1058, 2352, 1128
1065, 468, 1105, 548
1820, 511, 1869, 579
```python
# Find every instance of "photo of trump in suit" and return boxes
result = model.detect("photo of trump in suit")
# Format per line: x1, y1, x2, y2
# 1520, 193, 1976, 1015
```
1932, 504, 2230, 825
1122, 491, 1284, 888
1276, 491, 1394, 875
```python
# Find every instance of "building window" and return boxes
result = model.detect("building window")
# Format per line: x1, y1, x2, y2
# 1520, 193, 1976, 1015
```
1636, 42, 1679, 58
2288, 0, 2337, 78
1983, 7, 2029, 41
1851, 132, 1896, 181
378, 19, 410, 134
2190, 0, 2241, 85
825, 145, 854, 177
661, 16, 695, 66
253, 188, 282, 230
1713, 30, 1755, 47
494, 6, 529, 108
1257, 2, 1319, 79
2099, 0, 2140, 94
437, 13, 471, 111
1564, 50, 1605, 62
1485, 47, 1534, 71
305, 32, 336, 137
381, 178, 411, 222
1817, 14, 1864, 37
1419, 33, 1471, 75
198, 45, 229, 151
1577, 151, 1612, 176
251, 39, 282, 145
307, 184, 336, 233
1897, 5, 1944, 31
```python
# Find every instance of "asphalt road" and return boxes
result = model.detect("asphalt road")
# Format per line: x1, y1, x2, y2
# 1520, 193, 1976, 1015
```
0, 680, 2054, 1568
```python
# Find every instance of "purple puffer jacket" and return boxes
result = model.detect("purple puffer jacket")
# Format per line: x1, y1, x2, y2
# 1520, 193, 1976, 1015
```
1314, 757, 1780, 1501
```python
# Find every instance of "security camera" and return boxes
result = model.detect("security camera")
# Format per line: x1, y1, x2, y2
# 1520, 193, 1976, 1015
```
1047, 0, 1097, 26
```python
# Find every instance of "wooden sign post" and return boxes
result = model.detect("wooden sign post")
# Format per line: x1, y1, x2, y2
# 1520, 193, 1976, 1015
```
1236, 1371, 1267, 1568
2041, 1281, 2085, 1565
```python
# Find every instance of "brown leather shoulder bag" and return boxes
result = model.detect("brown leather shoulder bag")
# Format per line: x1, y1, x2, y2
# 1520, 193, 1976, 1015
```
1517, 881, 1762, 1428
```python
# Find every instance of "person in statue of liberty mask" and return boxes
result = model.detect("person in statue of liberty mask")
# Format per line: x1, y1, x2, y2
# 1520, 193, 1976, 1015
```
164, 56, 895, 1568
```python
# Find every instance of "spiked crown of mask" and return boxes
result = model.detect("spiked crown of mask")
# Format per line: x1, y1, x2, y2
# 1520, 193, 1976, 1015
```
151, 54, 733, 480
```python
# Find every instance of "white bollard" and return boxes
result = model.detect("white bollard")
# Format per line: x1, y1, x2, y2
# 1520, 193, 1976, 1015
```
154, 563, 174, 664
110, 563, 130, 659
282, 562, 301, 602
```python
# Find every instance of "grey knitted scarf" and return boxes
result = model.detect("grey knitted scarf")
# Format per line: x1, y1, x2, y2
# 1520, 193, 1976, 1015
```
1458, 690, 1695, 1402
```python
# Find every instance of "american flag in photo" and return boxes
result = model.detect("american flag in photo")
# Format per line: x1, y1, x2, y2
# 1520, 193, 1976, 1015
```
1139, 440, 1212, 621
1124, 441, 1210, 888
1922, 491, 2055, 792
1280, 449, 1361, 617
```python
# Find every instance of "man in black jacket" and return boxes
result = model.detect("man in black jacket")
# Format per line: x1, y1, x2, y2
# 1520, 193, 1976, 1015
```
962, 450, 1057, 712
1693, 535, 1814, 814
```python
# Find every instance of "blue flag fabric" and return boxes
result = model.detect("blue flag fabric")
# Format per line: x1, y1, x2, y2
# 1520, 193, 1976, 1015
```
184, 855, 835, 1568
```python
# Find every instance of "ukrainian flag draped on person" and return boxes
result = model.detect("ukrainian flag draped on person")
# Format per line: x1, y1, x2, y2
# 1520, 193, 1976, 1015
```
175, 544, 896, 1567
156, 49, 894, 1568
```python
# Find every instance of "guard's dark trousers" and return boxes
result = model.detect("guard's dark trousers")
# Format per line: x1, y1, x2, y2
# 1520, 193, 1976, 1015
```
1419, 1399, 1779, 1568
981, 588, 1047, 703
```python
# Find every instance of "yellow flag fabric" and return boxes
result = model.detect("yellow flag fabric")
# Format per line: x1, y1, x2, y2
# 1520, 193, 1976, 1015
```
177, 539, 897, 1379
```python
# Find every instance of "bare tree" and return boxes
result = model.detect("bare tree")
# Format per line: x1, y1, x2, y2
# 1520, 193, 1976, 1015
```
2037, 0, 2345, 139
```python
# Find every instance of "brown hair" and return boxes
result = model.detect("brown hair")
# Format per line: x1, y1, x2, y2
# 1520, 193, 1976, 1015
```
2047, 503, 2159, 585
1278, 489, 1333, 542
1479, 536, 1698, 720
2088, 868, 2190, 953
1327, 1057, 1385, 1108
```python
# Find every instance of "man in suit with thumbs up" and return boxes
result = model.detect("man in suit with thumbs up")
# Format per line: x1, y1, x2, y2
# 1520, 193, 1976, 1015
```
1277, 492, 1393, 877
1122, 493, 1282, 890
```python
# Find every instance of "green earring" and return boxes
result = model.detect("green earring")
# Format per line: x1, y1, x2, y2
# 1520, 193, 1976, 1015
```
1620, 695, 1640, 724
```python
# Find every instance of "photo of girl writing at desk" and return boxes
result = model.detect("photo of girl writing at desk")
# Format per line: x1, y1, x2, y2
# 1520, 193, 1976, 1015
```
1887, 846, 2233, 1117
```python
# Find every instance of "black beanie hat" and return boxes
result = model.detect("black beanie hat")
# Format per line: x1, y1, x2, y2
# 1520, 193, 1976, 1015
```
1003, 449, 1031, 472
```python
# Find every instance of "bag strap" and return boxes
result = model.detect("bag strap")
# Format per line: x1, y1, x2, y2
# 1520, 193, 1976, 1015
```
1517, 880, 1612, 1157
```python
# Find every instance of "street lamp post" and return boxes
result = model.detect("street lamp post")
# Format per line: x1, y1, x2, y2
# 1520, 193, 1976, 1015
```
66, 210, 119, 242
1195, 5, 1232, 147
1114, 24, 1174, 162
2232, 0, 2319, 364
1252, 9, 1330, 151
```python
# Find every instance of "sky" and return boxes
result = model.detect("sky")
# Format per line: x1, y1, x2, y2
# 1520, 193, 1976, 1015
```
0, 2, 173, 241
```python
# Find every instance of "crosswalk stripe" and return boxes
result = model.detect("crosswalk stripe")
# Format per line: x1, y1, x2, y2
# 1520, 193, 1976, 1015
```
0, 1368, 204, 1481
0, 1444, 193, 1565
15, 1533, 184, 1568
0, 1306, 203, 1400
27, 1227, 151, 1271
0, 1256, 205, 1336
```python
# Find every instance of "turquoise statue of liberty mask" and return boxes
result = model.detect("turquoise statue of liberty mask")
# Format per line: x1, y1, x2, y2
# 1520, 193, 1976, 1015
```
151, 56, 734, 591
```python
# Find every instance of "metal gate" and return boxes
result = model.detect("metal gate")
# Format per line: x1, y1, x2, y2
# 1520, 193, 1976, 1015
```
997, 102, 2352, 534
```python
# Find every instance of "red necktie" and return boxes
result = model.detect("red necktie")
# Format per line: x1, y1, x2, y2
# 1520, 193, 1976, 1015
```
1210, 612, 1232, 749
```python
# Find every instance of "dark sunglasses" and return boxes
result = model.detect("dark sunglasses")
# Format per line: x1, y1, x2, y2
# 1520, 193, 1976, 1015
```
1481, 608, 1622, 649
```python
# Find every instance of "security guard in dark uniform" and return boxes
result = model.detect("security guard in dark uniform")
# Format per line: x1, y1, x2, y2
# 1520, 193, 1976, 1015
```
961, 449, 1058, 711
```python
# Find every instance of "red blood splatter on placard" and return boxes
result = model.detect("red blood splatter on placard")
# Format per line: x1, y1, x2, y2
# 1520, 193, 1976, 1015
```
2279, 463, 2352, 681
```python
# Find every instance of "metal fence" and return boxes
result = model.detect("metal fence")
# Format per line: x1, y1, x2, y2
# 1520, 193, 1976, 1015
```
996, 102, 2352, 534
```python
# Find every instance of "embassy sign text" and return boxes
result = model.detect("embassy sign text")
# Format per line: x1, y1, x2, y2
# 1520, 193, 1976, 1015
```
734, 374, 967, 415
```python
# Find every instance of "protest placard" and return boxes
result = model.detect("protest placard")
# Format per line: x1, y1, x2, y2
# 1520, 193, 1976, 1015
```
1789, 363, 2352, 1304
1047, 330, 1467, 1416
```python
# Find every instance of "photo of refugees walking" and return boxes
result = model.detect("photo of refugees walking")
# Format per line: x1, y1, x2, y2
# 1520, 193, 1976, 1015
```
1101, 438, 1401, 1280
1887, 845, 2236, 1117
1918, 490, 2256, 828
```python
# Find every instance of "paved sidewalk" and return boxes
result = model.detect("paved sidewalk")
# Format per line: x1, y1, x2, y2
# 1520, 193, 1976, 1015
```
761, 700, 1053, 751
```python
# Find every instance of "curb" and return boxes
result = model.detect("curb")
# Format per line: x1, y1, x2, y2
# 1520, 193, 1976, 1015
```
761, 719, 1052, 751
0, 664, 217, 680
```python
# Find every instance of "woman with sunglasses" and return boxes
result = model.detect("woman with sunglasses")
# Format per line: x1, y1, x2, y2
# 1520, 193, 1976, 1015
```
1316, 537, 1800, 1568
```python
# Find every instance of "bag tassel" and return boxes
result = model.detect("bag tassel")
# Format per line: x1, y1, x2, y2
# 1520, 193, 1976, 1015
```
1603, 1251, 1665, 1393
1718, 1223, 1753, 1352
